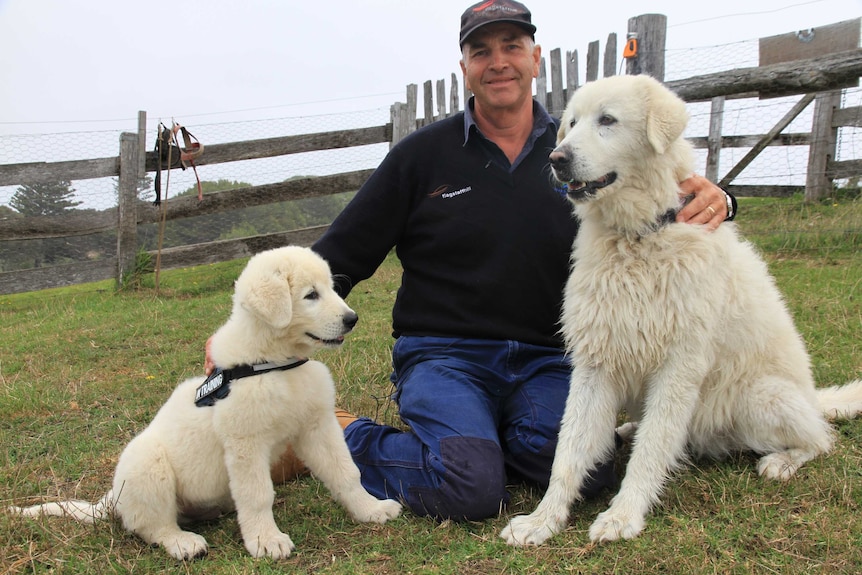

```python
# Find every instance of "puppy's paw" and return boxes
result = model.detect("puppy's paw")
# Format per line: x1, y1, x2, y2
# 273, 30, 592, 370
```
588, 508, 645, 542
245, 530, 295, 560
352, 498, 402, 524
500, 514, 559, 547
757, 452, 799, 481
163, 532, 208, 561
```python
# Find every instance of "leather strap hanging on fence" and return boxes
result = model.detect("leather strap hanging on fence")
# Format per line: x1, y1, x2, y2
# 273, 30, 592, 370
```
153, 120, 204, 205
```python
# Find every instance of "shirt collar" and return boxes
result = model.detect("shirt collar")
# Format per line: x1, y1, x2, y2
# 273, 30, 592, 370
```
462, 96, 556, 171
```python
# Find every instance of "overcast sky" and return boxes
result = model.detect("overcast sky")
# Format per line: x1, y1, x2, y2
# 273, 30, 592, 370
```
0, 0, 859, 135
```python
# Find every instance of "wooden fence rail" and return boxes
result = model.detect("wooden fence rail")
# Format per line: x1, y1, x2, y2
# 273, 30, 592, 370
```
1, 13, 861, 295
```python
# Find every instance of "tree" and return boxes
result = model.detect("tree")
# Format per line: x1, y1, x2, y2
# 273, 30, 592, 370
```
113, 174, 155, 203
138, 179, 255, 250
10, 180, 82, 216
8, 181, 84, 267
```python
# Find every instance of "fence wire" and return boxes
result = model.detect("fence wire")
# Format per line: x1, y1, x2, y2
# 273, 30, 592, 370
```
0, 35, 860, 279
0, 108, 392, 211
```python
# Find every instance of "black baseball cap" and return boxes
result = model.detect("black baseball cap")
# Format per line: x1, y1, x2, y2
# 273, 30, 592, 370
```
459, 0, 537, 47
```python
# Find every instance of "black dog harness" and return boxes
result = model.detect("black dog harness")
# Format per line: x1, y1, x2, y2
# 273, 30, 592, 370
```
194, 358, 309, 407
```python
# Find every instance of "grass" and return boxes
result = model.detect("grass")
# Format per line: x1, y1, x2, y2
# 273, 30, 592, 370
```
1, 196, 861, 574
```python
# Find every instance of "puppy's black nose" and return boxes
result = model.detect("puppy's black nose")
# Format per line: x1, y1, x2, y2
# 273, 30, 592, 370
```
343, 311, 359, 330
549, 149, 570, 170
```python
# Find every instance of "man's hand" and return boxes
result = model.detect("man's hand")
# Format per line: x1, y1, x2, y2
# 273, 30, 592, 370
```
676, 174, 728, 231
205, 335, 215, 375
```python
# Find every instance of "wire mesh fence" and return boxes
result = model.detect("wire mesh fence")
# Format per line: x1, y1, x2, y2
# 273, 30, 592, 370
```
667, 37, 862, 188
0, 108, 392, 212
0, 32, 860, 283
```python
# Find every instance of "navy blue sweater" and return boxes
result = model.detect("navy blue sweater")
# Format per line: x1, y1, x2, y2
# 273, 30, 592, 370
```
313, 104, 577, 349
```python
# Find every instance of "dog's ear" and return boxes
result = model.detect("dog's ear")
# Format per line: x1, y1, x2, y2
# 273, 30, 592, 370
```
645, 83, 689, 154
241, 270, 293, 329
556, 120, 568, 145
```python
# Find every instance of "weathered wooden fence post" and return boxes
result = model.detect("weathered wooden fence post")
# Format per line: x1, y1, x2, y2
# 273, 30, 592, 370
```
390, 84, 419, 147
435, 79, 446, 120
706, 97, 725, 183
586, 40, 600, 82
422, 80, 434, 127
137, 111, 147, 179
449, 73, 461, 117
566, 49, 579, 98
116, 132, 139, 288
625, 14, 667, 80
536, 56, 549, 111
806, 90, 842, 202
549, 48, 565, 115
603, 33, 618, 78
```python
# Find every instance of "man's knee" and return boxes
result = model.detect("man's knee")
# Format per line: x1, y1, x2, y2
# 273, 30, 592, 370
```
406, 437, 508, 521
506, 432, 619, 496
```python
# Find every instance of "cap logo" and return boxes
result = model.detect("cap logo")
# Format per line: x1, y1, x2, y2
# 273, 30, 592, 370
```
475, 1, 521, 15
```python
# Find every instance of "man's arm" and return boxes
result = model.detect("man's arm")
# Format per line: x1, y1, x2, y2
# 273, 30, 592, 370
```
676, 174, 736, 230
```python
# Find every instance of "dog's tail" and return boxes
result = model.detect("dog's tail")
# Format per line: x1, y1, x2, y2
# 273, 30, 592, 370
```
817, 380, 862, 420
8, 489, 114, 524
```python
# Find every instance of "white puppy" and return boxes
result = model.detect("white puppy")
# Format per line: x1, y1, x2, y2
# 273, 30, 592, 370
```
11, 246, 401, 560
501, 74, 862, 546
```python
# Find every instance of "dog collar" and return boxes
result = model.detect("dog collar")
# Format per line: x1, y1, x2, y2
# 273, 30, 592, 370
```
194, 358, 309, 407
636, 208, 678, 237
656, 208, 677, 228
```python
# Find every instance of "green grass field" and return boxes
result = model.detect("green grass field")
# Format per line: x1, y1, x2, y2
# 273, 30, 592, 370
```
1, 196, 860, 574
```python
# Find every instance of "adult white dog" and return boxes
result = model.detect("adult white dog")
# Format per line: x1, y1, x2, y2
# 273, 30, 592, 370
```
501, 74, 862, 547
10, 246, 401, 560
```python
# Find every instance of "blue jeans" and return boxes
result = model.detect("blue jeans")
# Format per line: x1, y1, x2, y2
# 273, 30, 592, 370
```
343, 336, 617, 520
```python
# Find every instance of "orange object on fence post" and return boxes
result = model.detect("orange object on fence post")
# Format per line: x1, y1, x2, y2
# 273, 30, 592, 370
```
623, 34, 638, 59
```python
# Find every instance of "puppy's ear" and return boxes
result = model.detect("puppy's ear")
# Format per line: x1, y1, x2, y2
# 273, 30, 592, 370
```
242, 270, 293, 329
645, 83, 688, 154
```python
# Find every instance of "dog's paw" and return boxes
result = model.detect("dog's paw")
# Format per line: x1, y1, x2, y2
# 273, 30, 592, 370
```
757, 452, 799, 481
353, 498, 402, 524
500, 514, 559, 547
245, 530, 296, 560
163, 532, 208, 561
588, 508, 645, 542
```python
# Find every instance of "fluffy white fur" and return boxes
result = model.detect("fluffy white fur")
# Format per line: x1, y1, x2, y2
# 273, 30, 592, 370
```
10, 246, 401, 560
501, 74, 862, 546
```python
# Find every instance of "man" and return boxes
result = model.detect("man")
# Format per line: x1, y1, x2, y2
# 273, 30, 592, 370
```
210, 0, 734, 521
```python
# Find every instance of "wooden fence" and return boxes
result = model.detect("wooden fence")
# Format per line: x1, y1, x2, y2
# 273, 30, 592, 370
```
1, 13, 861, 295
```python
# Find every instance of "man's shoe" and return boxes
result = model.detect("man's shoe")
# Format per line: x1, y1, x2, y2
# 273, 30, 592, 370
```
270, 444, 308, 484
335, 408, 358, 430
270, 408, 359, 483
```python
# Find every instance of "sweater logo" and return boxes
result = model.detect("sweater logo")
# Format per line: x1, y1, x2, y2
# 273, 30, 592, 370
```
429, 184, 472, 199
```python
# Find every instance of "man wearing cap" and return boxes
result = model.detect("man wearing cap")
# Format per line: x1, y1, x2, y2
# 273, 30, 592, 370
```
258, 1, 733, 521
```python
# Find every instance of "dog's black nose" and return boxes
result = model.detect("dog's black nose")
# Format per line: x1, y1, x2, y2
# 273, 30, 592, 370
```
549, 149, 570, 170
343, 311, 359, 330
